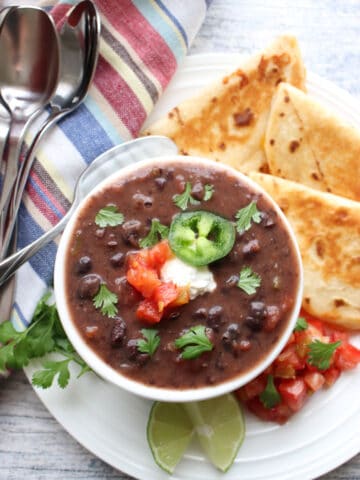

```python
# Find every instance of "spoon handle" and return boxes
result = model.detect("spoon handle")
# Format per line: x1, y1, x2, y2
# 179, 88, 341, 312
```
1, 107, 71, 257
0, 212, 70, 287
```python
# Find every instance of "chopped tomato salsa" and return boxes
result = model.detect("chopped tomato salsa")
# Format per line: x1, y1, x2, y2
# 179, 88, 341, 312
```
235, 311, 360, 423
126, 241, 190, 324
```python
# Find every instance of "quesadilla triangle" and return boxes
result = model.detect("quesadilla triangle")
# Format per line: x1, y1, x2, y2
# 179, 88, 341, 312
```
249, 172, 360, 330
265, 82, 360, 201
143, 35, 306, 174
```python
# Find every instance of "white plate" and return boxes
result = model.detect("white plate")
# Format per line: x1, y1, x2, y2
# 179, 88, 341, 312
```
24, 54, 360, 480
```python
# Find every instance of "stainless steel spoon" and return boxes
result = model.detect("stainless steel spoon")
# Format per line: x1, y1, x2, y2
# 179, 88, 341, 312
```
0, 136, 178, 287
0, 6, 60, 238
0, 0, 101, 259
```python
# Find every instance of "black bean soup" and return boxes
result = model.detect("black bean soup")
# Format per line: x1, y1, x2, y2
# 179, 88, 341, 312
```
65, 161, 300, 389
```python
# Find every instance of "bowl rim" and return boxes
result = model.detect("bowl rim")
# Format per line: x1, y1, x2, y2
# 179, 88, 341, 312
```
54, 154, 304, 403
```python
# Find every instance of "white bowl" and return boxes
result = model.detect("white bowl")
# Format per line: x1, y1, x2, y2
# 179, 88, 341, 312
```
54, 154, 303, 402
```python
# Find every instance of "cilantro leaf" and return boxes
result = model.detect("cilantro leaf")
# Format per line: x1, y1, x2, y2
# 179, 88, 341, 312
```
137, 329, 160, 357
93, 284, 118, 318
139, 219, 169, 248
204, 184, 215, 201
32, 359, 71, 389
173, 182, 201, 210
308, 339, 341, 370
235, 201, 261, 234
174, 325, 213, 360
237, 266, 261, 295
259, 374, 281, 408
95, 205, 124, 228
0, 322, 19, 343
294, 317, 308, 332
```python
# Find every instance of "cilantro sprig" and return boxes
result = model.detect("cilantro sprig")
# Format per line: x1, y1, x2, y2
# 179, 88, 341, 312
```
259, 374, 281, 408
95, 205, 124, 228
308, 339, 341, 370
174, 325, 213, 360
0, 293, 91, 389
294, 317, 308, 332
173, 182, 200, 210
139, 219, 169, 248
235, 201, 261, 234
137, 329, 160, 357
93, 284, 118, 318
237, 266, 261, 295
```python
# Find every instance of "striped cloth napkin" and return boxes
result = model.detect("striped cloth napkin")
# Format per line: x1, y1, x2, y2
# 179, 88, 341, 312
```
11, 0, 210, 331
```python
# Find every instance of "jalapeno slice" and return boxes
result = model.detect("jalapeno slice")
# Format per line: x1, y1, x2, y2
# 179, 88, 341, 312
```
168, 211, 235, 266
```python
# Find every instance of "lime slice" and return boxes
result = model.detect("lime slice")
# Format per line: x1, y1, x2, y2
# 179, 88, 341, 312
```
184, 393, 245, 472
147, 402, 194, 474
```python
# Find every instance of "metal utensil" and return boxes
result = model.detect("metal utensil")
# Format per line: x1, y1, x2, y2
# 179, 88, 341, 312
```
0, 0, 101, 259
0, 136, 178, 287
0, 6, 60, 238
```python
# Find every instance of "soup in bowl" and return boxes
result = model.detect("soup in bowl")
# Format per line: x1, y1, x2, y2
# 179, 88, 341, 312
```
54, 155, 303, 402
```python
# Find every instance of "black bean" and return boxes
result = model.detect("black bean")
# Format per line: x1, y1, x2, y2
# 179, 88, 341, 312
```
154, 177, 167, 190
224, 274, 238, 288
245, 301, 266, 331
191, 181, 204, 201
76, 256, 92, 275
77, 274, 101, 299
242, 238, 260, 255
115, 276, 141, 306
132, 193, 153, 208
192, 307, 207, 321
222, 323, 240, 349
110, 317, 127, 346
126, 339, 150, 366
122, 219, 142, 247
110, 252, 125, 268
245, 316, 263, 331
166, 311, 181, 321
95, 228, 105, 238
261, 211, 276, 228
207, 305, 224, 331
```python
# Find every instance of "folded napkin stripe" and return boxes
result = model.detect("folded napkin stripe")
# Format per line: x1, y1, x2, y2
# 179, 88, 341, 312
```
11, 0, 209, 331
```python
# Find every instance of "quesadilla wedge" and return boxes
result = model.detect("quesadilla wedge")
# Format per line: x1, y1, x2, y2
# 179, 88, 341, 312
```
144, 35, 306, 174
265, 82, 360, 201
249, 172, 360, 330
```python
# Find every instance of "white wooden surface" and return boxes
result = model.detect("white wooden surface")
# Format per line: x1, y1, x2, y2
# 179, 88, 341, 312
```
1, 1, 360, 479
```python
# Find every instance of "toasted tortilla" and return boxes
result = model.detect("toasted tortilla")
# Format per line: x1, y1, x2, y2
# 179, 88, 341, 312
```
265, 82, 360, 201
144, 35, 306, 174
249, 172, 360, 330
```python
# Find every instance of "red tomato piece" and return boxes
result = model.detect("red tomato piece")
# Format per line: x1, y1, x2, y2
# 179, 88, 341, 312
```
278, 378, 307, 412
153, 282, 179, 312
241, 375, 267, 400
323, 367, 340, 387
136, 298, 162, 324
126, 265, 161, 298
276, 344, 304, 370
147, 240, 173, 269
334, 343, 360, 371
304, 371, 325, 392
246, 397, 292, 424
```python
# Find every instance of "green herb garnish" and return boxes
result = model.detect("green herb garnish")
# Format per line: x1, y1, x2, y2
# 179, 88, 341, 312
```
93, 284, 118, 318
173, 182, 201, 210
174, 325, 213, 360
137, 329, 160, 357
235, 201, 261, 234
237, 266, 261, 295
204, 184, 215, 201
259, 374, 281, 408
294, 317, 308, 332
308, 339, 341, 370
0, 293, 91, 389
95, 205, 124, 228
139, 219, 169, 248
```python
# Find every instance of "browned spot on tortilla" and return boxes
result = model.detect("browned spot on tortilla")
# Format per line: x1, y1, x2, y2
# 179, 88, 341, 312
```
316, 239, 325, 258
219, 142, 226, 151
279, 112, 285, 117
168, 111, 174, 119
312, 172, 320, 181
211, 97, 218, 103
259, 164, 270, 173
269, 139, 275, 146
304, 297, 310, 304
284, 95, 290, 103
234, 108, 254, 127
289, 140, 300, 152
334, 298, 346, 308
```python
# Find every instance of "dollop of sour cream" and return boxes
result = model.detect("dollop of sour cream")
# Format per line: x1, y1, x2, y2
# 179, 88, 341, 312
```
160, 257, 217, 300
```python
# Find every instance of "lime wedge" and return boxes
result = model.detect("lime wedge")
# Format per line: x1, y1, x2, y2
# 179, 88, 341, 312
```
184, 393, 245, 472
147, 402, 194, 474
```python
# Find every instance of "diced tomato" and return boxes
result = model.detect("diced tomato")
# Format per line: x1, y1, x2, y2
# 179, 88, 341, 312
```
246, 397, 292, 424
304, 371, 325, 392
136, 298, 162, 324
153, 282, 179, 312
278, 378, 307, 412
170, 286, 190, 307
147, 240, 173, 268
241, 375, 267, 400
275, 344, 304, 370
323, 367, 340, 387
334, 343, 360, 371
274, 363, 296, 379
126, 265, 161, 298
